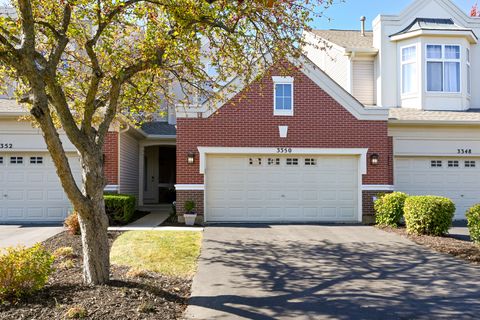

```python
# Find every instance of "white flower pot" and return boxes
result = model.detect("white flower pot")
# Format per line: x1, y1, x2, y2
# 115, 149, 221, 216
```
184, 213, 197, 226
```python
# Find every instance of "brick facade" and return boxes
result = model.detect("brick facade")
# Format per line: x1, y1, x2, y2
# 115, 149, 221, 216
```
176, 190, 204, 224
104, 131, 119, 186
176, 61, 394, 221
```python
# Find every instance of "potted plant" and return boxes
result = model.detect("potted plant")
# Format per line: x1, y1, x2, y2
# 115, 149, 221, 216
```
184, 200, 197, 226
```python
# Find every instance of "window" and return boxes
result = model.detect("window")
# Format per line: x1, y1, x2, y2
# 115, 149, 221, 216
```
286, 158, 299, 166
431, 160, 442, 168
467, 48, 471, 95
448, 160, 459, 168
10, 156, 23, 164
267, 158, 280, 166
426, 44, 460, 93
305, 158, 317, 166
30, 156, 43, 164
465, 160, 476, 168
273, 76, 294, 116
0, 157, 3, 164
249, 158, 262, 166
401, 45, 417, 94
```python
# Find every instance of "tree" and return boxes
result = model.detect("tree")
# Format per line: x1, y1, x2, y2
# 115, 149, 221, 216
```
472, 2, 479, 17
0, 0, 332, 285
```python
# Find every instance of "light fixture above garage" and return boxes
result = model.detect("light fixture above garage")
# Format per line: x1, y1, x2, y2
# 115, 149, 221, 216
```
370, 153, 379, 166
187, 152, 195, 165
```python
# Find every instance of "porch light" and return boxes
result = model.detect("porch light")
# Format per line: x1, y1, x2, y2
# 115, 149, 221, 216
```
187, 152, 195, 165
370, 153, 379, 166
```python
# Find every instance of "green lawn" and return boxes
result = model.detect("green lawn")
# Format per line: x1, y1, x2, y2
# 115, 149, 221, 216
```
110, 231, 202, 278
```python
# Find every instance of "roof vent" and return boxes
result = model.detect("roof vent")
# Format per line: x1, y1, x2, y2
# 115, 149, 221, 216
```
360, 16, 366, 36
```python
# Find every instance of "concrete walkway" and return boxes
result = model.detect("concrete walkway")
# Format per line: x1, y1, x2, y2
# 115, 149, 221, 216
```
0, 225, 64, 250
186, 225, 480, 320
108, 211, 170, 231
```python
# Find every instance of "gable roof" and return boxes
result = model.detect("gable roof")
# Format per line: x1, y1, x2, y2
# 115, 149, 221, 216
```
176, 54, 388, 121
310, 30, 374, 50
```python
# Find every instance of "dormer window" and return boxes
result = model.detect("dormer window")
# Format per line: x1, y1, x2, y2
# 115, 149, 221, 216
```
401, 45, 417, 94
426, 44, 460, 93
272, 76, 294, 116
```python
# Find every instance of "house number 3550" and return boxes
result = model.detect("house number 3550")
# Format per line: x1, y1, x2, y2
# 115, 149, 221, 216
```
277, 148, 292, 154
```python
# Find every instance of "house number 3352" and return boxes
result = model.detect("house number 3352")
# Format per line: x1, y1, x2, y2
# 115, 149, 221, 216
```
277, 148, 293, 154
0, 143, 13, 149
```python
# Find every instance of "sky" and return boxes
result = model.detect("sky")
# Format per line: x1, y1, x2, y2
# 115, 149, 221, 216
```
311, 0, 477, 30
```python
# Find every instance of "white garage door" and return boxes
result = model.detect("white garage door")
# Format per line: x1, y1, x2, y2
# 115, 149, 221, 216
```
395, 157, 480, 220
206, 155, 359, 222
0, 152, 81, 223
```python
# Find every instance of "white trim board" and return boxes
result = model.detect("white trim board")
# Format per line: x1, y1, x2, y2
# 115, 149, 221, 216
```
361, 185, 395, 191
175, 184, 205, 191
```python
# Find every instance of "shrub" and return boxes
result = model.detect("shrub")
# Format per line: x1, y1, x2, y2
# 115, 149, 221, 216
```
466, 204, 480, 243
104, 194, 136, 225
58, 259, 76, 270
64, 212, 80, 235
404, 196, 455, 236
0, 244, 54, 301
374, 192, 408, 227
184, 200, 196, 214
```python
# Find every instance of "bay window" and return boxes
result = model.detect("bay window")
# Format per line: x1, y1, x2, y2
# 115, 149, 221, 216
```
401, 45, 417, 94
426, 44, 460, 93
467, 48, 471, 95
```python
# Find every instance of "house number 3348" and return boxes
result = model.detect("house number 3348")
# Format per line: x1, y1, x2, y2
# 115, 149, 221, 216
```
458, 149, 472, 154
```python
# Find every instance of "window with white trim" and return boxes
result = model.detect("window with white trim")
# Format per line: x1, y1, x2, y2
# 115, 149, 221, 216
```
431, 160, 442, 168
267, 158, 280, 166
467, 48, 471, 95
305, 158, 317, 166
30, 156, 43, 164
465, 160, 476, 168
448, 160, 459, 168
286, 158, 298, 166
10, 156, 23, 164
426, 44, 460, 93
273, 76, 294, 116
401, 45, 417, 94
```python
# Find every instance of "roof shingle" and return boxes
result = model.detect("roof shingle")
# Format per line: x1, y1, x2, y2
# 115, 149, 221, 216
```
389, 108, 480, 123
310, 30, 374, 50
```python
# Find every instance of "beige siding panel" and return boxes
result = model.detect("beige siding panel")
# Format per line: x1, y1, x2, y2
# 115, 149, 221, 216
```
352, 60, 375, 106
119, 131, 139, 199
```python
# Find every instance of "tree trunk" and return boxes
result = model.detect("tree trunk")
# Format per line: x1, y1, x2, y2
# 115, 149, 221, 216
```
77, 200, 110, 285
76, 150, 110, 285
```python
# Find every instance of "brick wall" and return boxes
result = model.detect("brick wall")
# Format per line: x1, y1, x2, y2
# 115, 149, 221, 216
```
176, 190, 204, 224
104, 131, 119, 185
362, 190, 394, 224
176, 61, 394, 220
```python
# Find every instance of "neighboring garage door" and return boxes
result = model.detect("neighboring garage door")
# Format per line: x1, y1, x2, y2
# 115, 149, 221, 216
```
395, 157, 480, 220
206, 155, 359, 222
0, 152, 81, 223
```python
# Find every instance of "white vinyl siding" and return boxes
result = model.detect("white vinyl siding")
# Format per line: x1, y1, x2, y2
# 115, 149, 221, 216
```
352, 60, 376, 105
206, 155, 359, 222
118, 131, 140, 199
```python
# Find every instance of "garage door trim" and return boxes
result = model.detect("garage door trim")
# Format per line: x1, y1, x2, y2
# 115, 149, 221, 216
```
198, 147, 368, 223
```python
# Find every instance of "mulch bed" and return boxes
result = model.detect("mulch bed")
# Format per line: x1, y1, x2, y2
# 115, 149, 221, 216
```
379, 226, 480, 265
0, 231, 192, 319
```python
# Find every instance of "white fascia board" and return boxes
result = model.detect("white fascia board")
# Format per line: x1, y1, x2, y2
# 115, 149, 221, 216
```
198, 146, 369, 175
291, 55, 388, 121
390, 30, 477, 44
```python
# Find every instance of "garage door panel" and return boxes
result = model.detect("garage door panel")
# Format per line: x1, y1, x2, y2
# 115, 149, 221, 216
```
206, 155, 359, 222
0, 152, 81, 223
395, 157, 480, 220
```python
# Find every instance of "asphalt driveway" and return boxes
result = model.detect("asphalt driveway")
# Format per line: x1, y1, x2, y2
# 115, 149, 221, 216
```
0, 225, 64, 250
186, 225, 480, 320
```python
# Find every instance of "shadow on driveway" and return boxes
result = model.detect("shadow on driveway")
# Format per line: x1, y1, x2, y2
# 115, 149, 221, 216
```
186, 225, 480, 320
